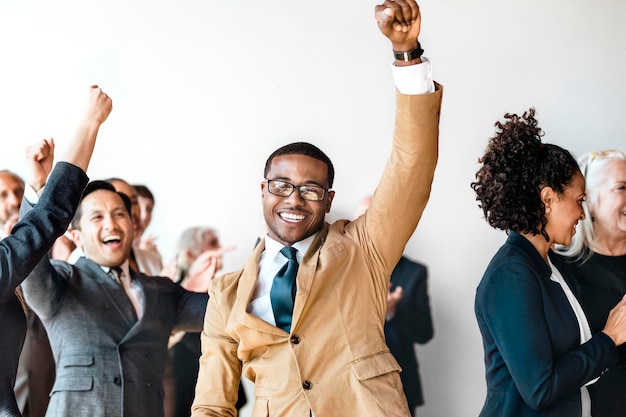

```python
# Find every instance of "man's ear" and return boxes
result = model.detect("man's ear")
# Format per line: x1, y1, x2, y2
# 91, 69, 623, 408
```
325, 190, 336, 213
70, 228, 83, 249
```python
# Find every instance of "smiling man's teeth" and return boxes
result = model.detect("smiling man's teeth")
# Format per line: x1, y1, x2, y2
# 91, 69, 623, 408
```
280, 213, 305, 222
103, 235, 121, 243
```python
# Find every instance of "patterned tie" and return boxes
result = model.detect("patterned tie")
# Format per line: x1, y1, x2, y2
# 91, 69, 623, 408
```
110, 267, 143, 319
270, 247, 299, 332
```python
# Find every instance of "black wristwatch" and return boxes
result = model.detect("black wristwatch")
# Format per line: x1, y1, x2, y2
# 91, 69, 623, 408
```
393, 42, 424, 62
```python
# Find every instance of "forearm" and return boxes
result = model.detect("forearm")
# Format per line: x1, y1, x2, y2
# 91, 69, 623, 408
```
59, 120, 102, 172
59, 85, 112, 172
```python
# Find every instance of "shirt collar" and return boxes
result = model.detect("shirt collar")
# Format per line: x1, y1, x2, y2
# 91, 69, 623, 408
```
100, 260, 131, 280
263, 233, 317, 263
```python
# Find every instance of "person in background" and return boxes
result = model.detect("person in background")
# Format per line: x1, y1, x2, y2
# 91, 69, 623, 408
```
355, 196, 434, 416
105, 178, 163, 275
552, 149, 626, 417
191, 1, 442, 414
472, 109, 626, 417
162, 226, 246, 416
0, 85, 112, 417
133, 183, 159, 253
0, 170, 25, 239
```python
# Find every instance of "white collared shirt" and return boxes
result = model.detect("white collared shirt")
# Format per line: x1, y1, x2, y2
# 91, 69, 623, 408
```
548, 259, 595, 417
247, 234, 314, 326
101, 260, 144, 320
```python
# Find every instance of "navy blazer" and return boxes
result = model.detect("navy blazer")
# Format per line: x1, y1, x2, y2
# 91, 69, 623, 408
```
0, 162, 88, 417
475, 232, 618, 417
385, 256, 433, 412
22, 255, 208, 417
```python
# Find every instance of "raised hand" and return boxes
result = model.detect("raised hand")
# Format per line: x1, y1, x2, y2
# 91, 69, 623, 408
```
24, 138, 55, 193
375, 0, 421, 51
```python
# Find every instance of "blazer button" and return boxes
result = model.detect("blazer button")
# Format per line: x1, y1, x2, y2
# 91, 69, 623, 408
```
302, 380, 313, 390
113, 377, 121, 385
290, 335, 301, 344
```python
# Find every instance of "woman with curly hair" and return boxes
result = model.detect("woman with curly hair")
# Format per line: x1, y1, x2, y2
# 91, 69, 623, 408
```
471, 109, 626, 417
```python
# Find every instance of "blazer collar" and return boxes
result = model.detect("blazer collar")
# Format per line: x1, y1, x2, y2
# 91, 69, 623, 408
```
505, 231, 551, 278
235, 223, 331, 335
75, 258, 143, 332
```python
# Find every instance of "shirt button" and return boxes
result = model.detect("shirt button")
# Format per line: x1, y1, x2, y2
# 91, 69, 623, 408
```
302, 380, 313, 390
113, 377, 121, 385
290, 335, 301, 344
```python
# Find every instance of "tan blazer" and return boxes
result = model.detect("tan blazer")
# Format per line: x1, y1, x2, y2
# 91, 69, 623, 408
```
192, 85, 443, 417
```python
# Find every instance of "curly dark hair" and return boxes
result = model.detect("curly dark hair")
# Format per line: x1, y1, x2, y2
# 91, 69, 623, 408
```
470, 108, 580, 242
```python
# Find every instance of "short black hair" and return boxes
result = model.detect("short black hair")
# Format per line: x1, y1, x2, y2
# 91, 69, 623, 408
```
133, 184, 154, 203
71, 180, 132, 230
264, 142, 335, 188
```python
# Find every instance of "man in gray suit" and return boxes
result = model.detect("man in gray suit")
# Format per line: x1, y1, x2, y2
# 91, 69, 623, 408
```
21, 181, 208, 417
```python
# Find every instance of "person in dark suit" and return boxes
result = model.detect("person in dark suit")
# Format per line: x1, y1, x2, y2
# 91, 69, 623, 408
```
387, 256, 433, 416
471, 108, 626, 417
355, 196, 434, 416
21, 179, 209, 417
162, 226, 247, 416
0, 85, 112, 417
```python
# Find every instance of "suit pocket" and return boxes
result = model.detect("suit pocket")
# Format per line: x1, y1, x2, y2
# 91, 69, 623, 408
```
251, 398, 269, 417
51, 375, 94, 393
350, 350, 401, 380
52, 353, 95, 393
58, 353, 94, 368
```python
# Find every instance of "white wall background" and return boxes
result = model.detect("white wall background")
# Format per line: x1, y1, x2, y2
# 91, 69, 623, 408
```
1, 1, 625, 416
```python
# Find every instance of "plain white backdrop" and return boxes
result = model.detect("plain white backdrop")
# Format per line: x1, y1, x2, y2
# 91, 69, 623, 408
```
2, 1, 625, 416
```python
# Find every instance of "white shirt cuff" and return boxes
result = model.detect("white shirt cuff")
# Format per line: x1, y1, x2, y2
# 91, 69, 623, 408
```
24, 184, 40, 205
391, 56, 434, 95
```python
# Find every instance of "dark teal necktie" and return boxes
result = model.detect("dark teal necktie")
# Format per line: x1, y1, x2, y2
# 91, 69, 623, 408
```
270, 246, 299, 332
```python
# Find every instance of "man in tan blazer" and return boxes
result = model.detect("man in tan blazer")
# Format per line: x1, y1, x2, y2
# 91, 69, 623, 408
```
192, 1, 442, 415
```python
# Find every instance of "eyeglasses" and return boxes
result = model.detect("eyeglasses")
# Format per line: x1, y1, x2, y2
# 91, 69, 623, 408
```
582, 149, 626, 177
265, 179, 328, 201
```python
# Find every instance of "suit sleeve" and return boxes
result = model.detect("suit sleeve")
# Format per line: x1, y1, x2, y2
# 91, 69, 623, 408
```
0, 162, 87, 302
174, 288, 209, 332
357, 86, 442, 276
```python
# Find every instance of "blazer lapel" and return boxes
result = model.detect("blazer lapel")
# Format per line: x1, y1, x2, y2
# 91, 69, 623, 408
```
76, 258, 138, 329
233, 239, 284, 336
291, 224, 328, 330
120, 271, 151, 342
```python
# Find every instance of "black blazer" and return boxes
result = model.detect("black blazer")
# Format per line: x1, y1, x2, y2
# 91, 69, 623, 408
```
385, 256, 433, 412
475, 232, 618, 417
0, 162, 87, 417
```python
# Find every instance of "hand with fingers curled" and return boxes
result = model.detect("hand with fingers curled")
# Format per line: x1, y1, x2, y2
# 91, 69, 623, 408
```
24, 138, 56, 193
375, 0, 421, 55
85, 85, 113, 126
602, 294, 626, 346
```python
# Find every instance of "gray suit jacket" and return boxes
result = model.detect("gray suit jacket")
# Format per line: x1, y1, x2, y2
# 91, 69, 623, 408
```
22, 254, 208, 417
